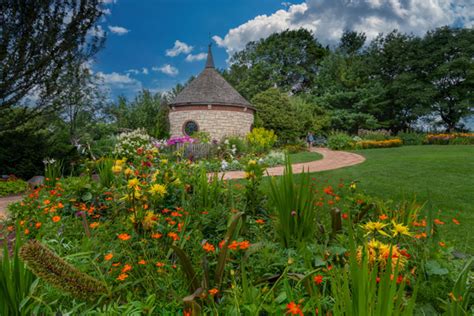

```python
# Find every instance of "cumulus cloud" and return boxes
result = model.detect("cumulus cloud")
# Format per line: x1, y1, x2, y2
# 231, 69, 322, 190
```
108, 25, 130, 35
96, 71, 142, 98
213, 0, 474, 56
185, 52, 207, 62
126, 69, 140, 75
152, 64, 179, 76
166, 40, 193, 57
142, 67, 149, 75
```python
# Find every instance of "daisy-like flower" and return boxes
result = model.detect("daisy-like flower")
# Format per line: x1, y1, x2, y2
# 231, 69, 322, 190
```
202, 242, 215, 253
379, 214, 389, 221
151, 233, 162, 239
391, 221, 412, 237
104, 253, 113, 261
52, 215, 61, 223
208, 288, 219, 296
239, 240, 250, 250
313, 274, 324, 285
118, 233, 131, 241
286, 301, 303, 315
89, 222, 100, 229
434, 219, 445, 225
362, 221, 390, 237
122, 264, 132, 273
138, 260, 146, 265
127, 178, 140, 189
117, 273, 128, 281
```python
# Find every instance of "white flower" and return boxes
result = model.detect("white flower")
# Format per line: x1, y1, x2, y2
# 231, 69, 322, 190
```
221, 160, 229, 170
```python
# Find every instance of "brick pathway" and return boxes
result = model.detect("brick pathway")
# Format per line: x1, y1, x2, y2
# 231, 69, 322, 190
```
216, 148, 365, 180
0, 195, 23, 219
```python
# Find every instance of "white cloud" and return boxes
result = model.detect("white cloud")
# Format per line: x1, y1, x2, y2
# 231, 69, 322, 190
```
142, 67, 149, 75
214, 0, 474, 57
152, 64, 179, 76
97, 71, 142, 90
185, 52, 207, 62
101, 8, 112, 15
108, 25, 130, 35
165, 40, 193, 57
126, 69, 140, 75
101, 0, 116, 4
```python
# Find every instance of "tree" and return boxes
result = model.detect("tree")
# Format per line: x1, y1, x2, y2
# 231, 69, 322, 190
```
223, 29, 328, 100
107, 90, 170, 139
0, 0, 105, 128
421, 27, 474, 131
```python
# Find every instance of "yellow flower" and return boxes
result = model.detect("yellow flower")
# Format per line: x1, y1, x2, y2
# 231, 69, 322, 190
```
362, 221, 390, 237
142, 211, 158, 230
391, 221, 412, 237
128, 178, 139, 189
248, 160, 257, 165
349, 182, 357, 190
172, 178, 181, 186
151, 170, 160, 182
149, 184, 167, 197
124, 168, 133, 176
161, 159, 168, 164
112, 164, 122, 173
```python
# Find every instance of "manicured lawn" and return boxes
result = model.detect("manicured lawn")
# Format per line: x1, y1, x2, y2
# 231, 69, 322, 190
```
313, 145, 474, 253
288, 151, 322, 164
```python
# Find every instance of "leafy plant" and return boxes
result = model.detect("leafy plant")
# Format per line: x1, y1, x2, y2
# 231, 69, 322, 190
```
327, 132, 354, 150
43, 158, 63, 187
96, 158, 114, 188
0, 234, 37, 316
246, 127, 277, 154
267, 157, 318, 248
397, 131, 425, 145
19, 240, 108, 301
0, 180, 28, 197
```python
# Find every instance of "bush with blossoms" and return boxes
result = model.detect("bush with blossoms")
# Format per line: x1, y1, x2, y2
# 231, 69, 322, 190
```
1, 132, 472, 315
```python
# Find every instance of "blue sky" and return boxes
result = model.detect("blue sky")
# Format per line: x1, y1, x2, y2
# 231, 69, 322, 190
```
94, 0, 473, 101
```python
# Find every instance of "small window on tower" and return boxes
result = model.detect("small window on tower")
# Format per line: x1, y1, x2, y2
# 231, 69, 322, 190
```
183, 120, 199, 136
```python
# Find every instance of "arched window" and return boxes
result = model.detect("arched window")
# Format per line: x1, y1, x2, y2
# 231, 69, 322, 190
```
183, 120, 199, 136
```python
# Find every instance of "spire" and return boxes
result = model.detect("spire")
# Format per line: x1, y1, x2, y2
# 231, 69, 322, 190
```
205, 43, 215, 68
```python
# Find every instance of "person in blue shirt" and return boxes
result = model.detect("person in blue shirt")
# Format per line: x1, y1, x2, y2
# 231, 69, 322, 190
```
306, 132, 314, 148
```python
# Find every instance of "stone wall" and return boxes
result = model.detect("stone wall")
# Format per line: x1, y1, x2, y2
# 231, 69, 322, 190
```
169, 107, 254, 141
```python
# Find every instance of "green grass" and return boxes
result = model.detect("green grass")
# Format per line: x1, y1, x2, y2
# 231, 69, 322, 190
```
313, 145, 474, 253
287, 151, 322, 164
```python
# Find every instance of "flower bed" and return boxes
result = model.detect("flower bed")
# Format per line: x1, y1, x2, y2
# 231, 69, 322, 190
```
425, 133, 474, 145
354, 138, 403, 149
0, 133, 471, 315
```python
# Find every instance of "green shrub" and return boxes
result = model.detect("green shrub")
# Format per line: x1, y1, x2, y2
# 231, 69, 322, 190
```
192, 131, 211, 144
327, 132, 354, 150
358, 129, 392, 141
225, 136, 248, 155
398, 131, 425, 145
0, 180, 28, 197
282, 141, 307, 154
246, 127, 277, 154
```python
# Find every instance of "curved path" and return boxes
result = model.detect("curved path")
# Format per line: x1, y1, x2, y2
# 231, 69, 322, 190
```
217, 147, 365, 180
0, 195, 22, 219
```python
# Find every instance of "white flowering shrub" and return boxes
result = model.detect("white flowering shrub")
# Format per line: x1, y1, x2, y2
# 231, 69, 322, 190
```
262, 150, 285, 167
113, 129, 153, 159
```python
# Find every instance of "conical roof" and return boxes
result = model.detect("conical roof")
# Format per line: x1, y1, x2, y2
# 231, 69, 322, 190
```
170, 45, 253, 108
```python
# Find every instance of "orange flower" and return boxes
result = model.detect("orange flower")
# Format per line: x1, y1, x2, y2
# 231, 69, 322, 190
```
171, 211, 182, 217
342, 213, 349, 220
202, 242, 215, 253
286, 301, 303, 315
414, 232, 427, 239
122, 264, 132, 273
323, 186, 334, 196
219, 240, 226, 249
156, 261, 165, 267
19, 220, 25, 226
239, 240, 250, 250
57, 202, 64, 209
24, 228, 30, 235
168, 232, 179, 241
43, 199, 51, 205
117, 273, 128, 281
35, 222, 42, 229
228, 240, 239, 250
118, 233, 131, 241
112, 262, 121, 267
412, 219, 427, 227
7, 226, 14, 232
434, 219, 445, 225
89, 222, 99, 229
452, 218, 460, 225
379, 214, 389, 220
151, 233, 162, 239
439, 241, 446, 247
52, 216, 61, 223
255, 219, 265, 224
313, 274, 324, 285
208, 288, 219, 296
138, 259, 146, 265
104, 253, 113, 261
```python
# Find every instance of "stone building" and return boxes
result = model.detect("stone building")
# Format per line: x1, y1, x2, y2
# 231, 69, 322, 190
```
169, 45, 254, 141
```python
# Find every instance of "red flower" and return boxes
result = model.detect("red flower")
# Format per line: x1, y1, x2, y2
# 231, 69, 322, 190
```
286, 301, 303, 315
208, 288, 219, 296
342, 213, 348, 220
202, 242, 215, 253
434, 219, 445, 225
452, 218, 460, 225
379, 214, 389, 220
313, 274, 324, 285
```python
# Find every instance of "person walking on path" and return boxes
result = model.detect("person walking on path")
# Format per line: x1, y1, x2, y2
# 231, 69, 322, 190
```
306, 132, 314, 148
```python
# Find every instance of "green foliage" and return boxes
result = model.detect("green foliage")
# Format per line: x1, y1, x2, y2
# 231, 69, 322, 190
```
267, 157, 318, 248
397, 131, 425, 145
43, 159, 63, 187
0, 235, 37, 316
96, 158, 114, 188
327, 132, 354, 150
358, 129, 392, 141
246, 127, 277, 154
0, 180, 28, 197
329, 109, 379, 134
19, 240, 108, 301
243, 160, 266, 215
192, 131, 211, 144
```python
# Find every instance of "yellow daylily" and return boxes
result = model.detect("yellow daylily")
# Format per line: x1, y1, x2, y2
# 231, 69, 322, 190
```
149, 184, 167, 197
391, 221, 412, 237
112, 164, 122, 173
124, 168, 134, 177
362, 221, 390, 237
128, 178, 140, 189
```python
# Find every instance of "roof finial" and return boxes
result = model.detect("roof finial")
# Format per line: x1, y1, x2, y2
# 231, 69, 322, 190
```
205, 42, 215, 69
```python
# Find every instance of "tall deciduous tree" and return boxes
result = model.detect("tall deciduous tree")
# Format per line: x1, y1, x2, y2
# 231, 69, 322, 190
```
223, 29, 328, 100
0, 0, 105, 127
